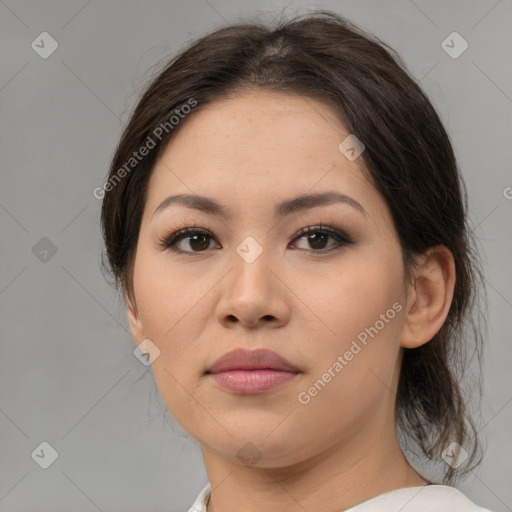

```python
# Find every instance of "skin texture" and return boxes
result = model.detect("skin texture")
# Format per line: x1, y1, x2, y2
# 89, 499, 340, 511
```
126, 91, 456, 512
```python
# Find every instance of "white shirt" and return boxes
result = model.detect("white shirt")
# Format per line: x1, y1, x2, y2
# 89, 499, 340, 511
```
188, 483, 494, 511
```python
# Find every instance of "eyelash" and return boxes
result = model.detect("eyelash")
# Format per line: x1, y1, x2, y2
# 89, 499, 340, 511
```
157, 222, 354, 256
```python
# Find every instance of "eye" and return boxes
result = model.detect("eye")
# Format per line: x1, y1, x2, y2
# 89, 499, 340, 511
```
158, 226, 218, 255
158, 223, 354, 255
290, 224, 354, 252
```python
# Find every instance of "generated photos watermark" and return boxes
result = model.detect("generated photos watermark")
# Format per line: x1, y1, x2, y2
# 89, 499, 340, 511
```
298, 301, 403, 405
93, 97, 198, 200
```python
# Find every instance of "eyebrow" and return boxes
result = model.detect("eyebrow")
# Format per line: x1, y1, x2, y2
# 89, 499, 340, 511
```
152, 191, 367, 220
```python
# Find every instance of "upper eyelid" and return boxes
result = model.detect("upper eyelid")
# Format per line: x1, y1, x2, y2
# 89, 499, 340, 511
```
168, 224, 348, 239
162, 224, 354, 251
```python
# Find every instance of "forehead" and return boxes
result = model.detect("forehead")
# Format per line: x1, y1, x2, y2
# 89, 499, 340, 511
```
144, 91, 383, 222
161, 91, 346, 159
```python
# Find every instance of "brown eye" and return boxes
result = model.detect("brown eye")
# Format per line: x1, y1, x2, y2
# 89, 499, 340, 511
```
159, 224, 354, 256
291, 225, 353, 253
159, 227, 218, 254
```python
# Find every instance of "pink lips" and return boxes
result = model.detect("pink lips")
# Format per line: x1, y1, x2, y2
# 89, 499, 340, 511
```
205, 348, 300, 394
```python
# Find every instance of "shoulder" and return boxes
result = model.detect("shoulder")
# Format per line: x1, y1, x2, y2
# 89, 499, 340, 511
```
188, 483, 211, 512
346, 484, 495, 512
188, 483, 495, 512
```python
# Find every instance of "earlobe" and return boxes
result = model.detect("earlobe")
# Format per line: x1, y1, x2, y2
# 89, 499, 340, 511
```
126, 296, 145, 343
400, 245, 456, 349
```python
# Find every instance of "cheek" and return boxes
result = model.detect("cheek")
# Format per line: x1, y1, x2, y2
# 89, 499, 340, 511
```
291, 261, 404, 436
296, 251, 405, 402
303, 251, 404, 344
132, 253, 211, 421
132, 249, 207, 361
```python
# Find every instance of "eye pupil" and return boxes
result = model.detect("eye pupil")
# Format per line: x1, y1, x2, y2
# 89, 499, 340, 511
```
190, 234, 210, 251
307, 232, 328, 250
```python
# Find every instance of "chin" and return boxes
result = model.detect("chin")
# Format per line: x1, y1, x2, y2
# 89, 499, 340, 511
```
198, 428, 317, 469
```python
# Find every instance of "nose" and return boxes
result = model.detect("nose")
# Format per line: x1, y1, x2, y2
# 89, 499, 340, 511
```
214, 242, 291, 330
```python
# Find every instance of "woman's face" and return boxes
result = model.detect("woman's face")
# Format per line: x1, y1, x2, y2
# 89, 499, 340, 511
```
127, 91, 411, 467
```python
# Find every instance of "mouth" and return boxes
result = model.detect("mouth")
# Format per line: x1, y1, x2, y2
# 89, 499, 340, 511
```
205, 348, 301, 395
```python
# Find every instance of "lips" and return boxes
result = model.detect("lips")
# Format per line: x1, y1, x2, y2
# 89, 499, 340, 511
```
205, 348, 301, 395
206, 348, 300, 374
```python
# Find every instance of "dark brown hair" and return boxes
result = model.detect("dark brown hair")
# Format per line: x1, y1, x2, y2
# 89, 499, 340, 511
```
100, 10, 486, 484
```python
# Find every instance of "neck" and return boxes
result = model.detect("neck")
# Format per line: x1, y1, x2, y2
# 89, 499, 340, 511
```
202, 428, 427, 512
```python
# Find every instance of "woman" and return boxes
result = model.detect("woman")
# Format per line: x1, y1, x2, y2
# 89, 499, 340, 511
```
100, 10, 493, 512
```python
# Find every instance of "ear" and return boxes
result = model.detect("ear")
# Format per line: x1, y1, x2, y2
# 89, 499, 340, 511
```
126, 293, 145, 344
400, 245, 456, 349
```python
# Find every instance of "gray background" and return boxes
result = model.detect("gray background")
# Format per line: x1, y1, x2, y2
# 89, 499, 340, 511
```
1, 0, 511, 511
